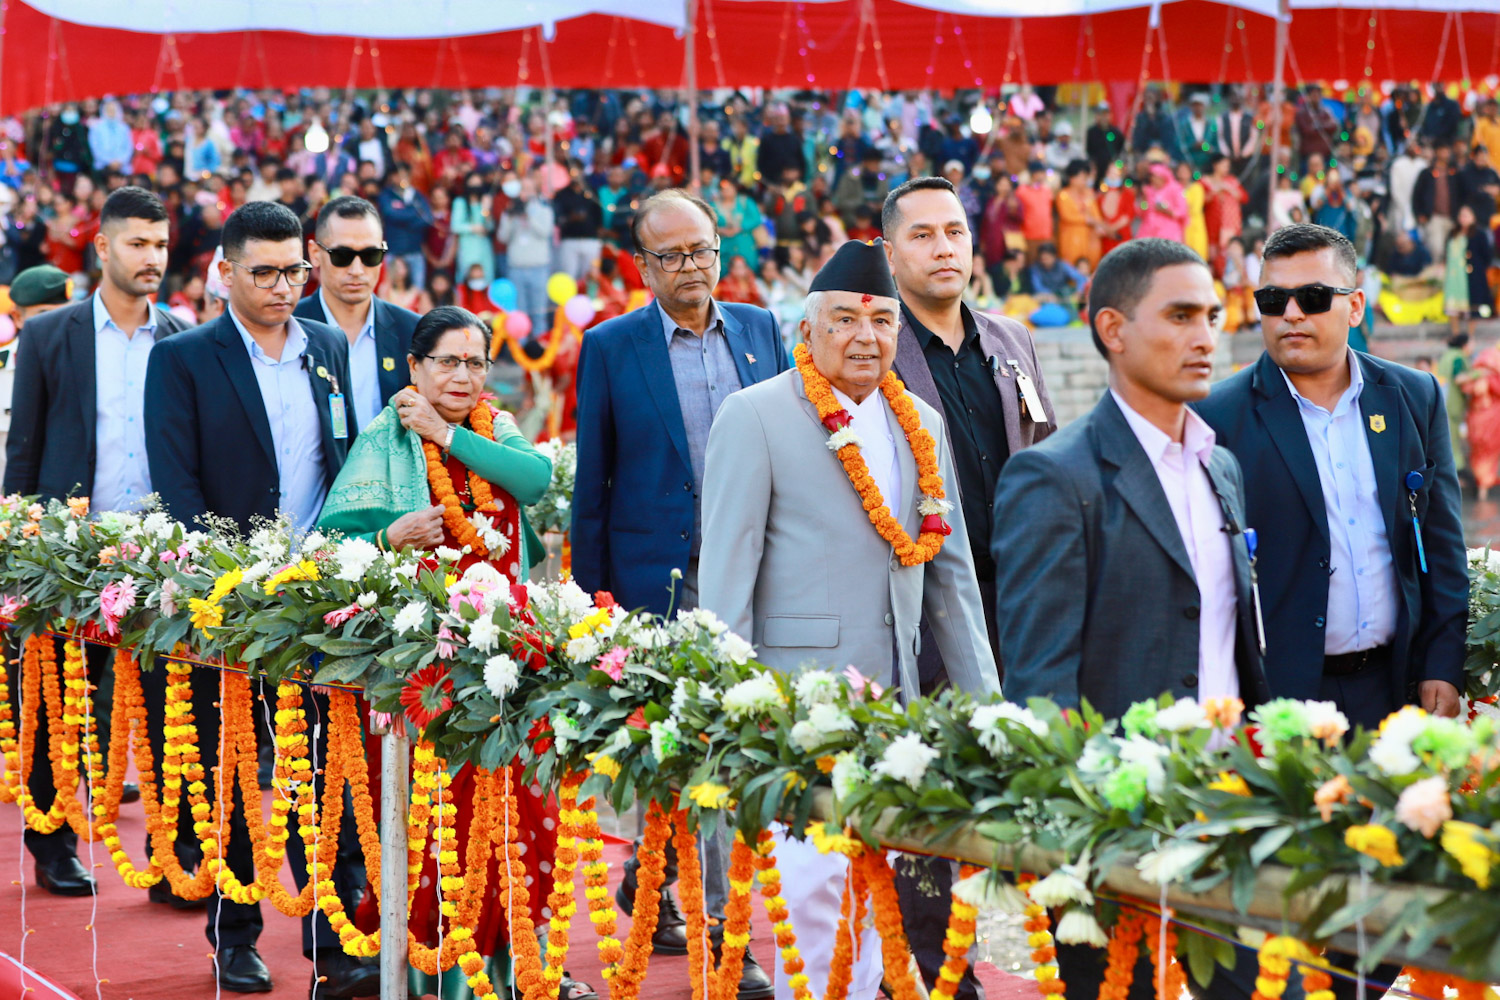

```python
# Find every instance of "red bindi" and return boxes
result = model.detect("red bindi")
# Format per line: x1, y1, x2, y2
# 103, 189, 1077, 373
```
861, 294, 873, 305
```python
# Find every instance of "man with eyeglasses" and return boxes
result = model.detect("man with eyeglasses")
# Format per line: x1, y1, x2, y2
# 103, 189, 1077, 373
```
144, 200, 374, 997
572, 188, 787, 1000
296, 195, 419, 432
1195, 223, 1467, 739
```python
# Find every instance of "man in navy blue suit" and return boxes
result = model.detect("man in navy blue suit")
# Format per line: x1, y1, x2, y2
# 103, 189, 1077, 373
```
144, 201, 376, 998
572, 188, 786, 999
1196, 223, 1467, 737
296, 195, 420, 433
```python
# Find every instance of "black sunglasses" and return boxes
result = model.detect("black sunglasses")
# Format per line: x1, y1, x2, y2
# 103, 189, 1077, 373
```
1253, 283, 1356, 316
315, 241, 388, 268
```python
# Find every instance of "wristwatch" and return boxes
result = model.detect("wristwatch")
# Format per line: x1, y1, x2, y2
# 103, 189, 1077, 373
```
442, 424, 457, 451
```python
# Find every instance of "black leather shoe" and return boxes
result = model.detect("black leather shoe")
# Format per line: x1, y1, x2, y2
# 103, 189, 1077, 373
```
309, 952, 380, 998
120, 781, 140, 804
712, 938, 774, 1000
34, 855, 96, 896
217, 944, 273, 993
615, 877, 689, 955
149, 881, 207, 910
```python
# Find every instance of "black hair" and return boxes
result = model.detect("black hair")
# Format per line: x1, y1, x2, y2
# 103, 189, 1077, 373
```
221, 200, 304, 258
314, 195, 383, 241
880, 175, 958, 238
1261, 223, 1357, 283
1062, 159, 1091, 184
629, 188, 718, 253
100, 185, 168, 228
1449, 332, 1471, 349
275, 167, 297, 183
1037, 242, 1059, 259
409, 305, 488, 359
1087, 238, 1208, 357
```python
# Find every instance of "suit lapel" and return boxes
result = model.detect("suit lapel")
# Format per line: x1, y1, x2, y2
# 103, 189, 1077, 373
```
1356, 355, 1402, 547
370, 299, 406, 407
891, 315, 943, 415
631, 308, 694, 475
213, 314, 277, 467
67, 302, 97, 460
1095, 394, 1197, 582
302, 329, 340, 475
1251, 353, 1331, 545
720, 307, 759, 387
974, 320, 1025, 453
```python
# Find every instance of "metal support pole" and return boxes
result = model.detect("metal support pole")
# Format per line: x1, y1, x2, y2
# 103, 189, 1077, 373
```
1266, 0, 1290, 217
378, 724, 410, 1000
685, 0, 701, 194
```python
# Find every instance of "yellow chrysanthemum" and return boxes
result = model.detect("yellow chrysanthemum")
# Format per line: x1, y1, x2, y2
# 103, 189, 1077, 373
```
686, 781, 732, 809
208, 567, 244, 603
1440, 821, 1499, 889
189, 597, 225, 635
1344, 824, 1404, 867
805, 820, 863, 857
1208, 771, 1251, 797
262, 559, 321, 594
587, 753, 621, 781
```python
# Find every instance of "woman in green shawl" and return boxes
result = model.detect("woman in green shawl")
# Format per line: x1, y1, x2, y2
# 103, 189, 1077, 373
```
319, 306, 594, 1000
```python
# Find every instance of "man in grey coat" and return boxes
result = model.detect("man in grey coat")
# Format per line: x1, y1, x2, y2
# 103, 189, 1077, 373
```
991, 238, 1271, 1000
699, 239, 998, 1000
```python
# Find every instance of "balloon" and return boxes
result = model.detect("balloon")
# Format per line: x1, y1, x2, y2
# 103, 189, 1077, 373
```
505, 311, 533, 339
488, 278, 518, 312
546, 272, 578, 306
0, 315, 16, 346
563, 294, 596, 328
0, 286, 11, 314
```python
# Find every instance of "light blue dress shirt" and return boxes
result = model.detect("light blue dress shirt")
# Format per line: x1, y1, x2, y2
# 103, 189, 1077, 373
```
91, 293, 156, 512
228, 310, 328, 533
319, 289, 381, 431
1281, 352, 1397, 654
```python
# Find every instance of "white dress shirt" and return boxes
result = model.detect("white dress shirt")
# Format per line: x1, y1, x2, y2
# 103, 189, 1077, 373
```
832, 384, 903, 522
91, 293, 156, 512
319, 289, 381, 431
1280, 353, 1397, 654
1112, 391, 1240, 701
228, 310, 328, 533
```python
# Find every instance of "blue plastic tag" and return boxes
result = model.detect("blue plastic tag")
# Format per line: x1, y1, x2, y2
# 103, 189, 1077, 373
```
329, 393, 348, 440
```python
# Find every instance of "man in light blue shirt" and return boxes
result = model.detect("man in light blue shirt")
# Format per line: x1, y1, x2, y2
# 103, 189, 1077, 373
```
90, 291, 156, 512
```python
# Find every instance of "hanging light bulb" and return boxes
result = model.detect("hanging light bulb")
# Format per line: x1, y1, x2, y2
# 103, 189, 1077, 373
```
969, 104, 993, 134
304, 119, 330, 154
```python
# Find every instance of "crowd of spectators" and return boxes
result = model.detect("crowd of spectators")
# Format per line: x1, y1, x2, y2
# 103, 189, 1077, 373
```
0, 81, 1497, 348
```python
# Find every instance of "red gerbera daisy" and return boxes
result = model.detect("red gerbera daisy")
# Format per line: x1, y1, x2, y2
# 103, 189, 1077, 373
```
625, 706, 648, 730
399, 663, 454, 730
528, 716, 554, 755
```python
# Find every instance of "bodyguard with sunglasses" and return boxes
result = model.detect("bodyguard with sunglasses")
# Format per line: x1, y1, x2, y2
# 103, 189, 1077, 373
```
1196, 223, 1467, 736
297, 195, 419, 432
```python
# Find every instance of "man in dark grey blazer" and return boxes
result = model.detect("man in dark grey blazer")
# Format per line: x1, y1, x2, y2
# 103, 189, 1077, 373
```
991, 239, 1271, 1000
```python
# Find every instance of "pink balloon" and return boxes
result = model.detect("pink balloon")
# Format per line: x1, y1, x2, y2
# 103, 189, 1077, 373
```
563, 294, 596, 327
505, 311, 533, 339
0, 315, 16, 346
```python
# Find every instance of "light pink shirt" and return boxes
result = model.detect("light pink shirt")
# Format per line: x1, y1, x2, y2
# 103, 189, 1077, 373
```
1112, 391, 1240, 702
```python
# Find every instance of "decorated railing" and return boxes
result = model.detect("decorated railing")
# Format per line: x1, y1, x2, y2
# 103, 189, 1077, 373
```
1, 494, 1499, 999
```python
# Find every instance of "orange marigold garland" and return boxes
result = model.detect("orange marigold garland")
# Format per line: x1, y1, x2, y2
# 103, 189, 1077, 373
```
1142, 915, 1186, 1000
92, 649, 163, 889
607, 799, 673, 1000
673, 805, 714, 1000
1099, 909, 1146, 1000
493, 765, 550, 1000
576, 792, 624, 974
421, 392, 502, 556
717, 832, 758, 1000
792, 343, 951, 566
541, 771, 584, 998
1017, 875, 1066, 999
1248, 935, 1295, 1000
933, 865, 981, 999
853, 848, 924, 1000
751, 828, 860, 1000
147, 658, 216, 901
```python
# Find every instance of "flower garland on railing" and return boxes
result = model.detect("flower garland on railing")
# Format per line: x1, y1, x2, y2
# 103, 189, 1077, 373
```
1099, 908, 1147, 1000
854, 848, 924, 1000
148, 658, 216, 901
606, 799, 672, 1000
93, 649, 161, 889
1018, 875, 1066, 1000
933, 866, 980, 999
573, 790, 623, 975
1143, 915, 1186, 1000
542, 771, 585, 999
673, 805, 713, 1000
494, 765, 549, 1000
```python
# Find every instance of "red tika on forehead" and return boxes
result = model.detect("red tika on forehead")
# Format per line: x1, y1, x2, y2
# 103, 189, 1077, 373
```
861, 294, 873, 305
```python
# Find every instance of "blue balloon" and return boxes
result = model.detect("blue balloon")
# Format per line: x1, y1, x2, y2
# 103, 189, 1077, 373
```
488, 278, 518, 312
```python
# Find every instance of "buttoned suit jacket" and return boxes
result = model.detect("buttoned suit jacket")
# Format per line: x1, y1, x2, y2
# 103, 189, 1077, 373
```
4, 298, 192, 501
292, 293, 419, 417
698, 367, 1000, 698
1193, 351, 1467, 708
992, 391, 1271, 720
144, 313, 356, 532
570, 300, 789, 616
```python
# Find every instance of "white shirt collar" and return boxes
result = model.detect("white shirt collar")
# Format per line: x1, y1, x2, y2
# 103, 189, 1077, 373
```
830, 384, 889, 420
1280, 349, 1364, 416
228, 307, 308, 365
1110, 389, 1217, 467
658, 299, 723, 342
92, 291, 158, 336
318, 287, 375, 341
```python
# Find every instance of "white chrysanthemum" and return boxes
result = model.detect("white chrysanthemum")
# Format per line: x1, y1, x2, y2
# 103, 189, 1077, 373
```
650, 719, 683, 761
1154, 698, 1208, 733
1136, 841, 1213, 885
467, 512, 510, 556
434, 545, 464, 564
468, 615, 501, 653
793, 669, 841, 706
392, 602, 427, 636
952, 870, 1031, 913
717, 632, 755, 666
334, 537, 381, 582
248, 527, 288, 562
63, 521, 80, 544
790, 704, 855, 753
830, 752, 869, 801
301, 530, 327, 551
142, 511, 174, 538
553, 580, 594, 618
566, 635, 602, 663
916, 496, 954, 517
1055, 909, 1110, 947
721, 672, 785, 721
357, 591, 378, 608
675, 607, 730, 638
239, 559, 275, 584
393, 561, 420, 580
1118, 736, 1169, 794
826, 427, 862, 452
1076, 737, 1117, 774
1369, 706, 1430, 776
1302, 700, 1350, 743
483, 654, 520, 699
1026, 866, 1093, 907
970, 703, 1048, 754
871, 732, 940, 789
96, 510, 141, 534
552, 714, 582, 753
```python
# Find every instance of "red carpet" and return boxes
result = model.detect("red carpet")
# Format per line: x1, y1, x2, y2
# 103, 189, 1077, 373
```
0, 795, 1039, 1000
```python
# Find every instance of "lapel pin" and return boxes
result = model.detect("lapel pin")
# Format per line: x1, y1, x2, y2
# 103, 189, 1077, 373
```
745, 352, 756, 365
1369, 414, 1386, 434
382, 356, 395, 371
316, 364, 329, 379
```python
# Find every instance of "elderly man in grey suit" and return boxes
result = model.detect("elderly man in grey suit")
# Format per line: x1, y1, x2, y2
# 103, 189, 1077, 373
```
991, 238, 1272, 1000
700, 239, 998, 1000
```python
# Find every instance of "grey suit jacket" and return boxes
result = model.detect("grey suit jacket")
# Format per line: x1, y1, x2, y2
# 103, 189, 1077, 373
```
698, 368, 1000, 698
991, 392, 1272, 720
891, 308, 1056, 485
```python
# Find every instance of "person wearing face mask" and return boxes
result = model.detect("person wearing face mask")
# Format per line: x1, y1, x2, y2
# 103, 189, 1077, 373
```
497, 174, 556, 336
452, 175, 496, 285
295, 195, 419, 434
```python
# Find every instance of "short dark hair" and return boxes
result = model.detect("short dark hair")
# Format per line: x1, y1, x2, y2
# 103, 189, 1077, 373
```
1261, 223, 1357, 283
630, 188, 718, 252
410, 305, 488, 359
1063, 159, 1091, 184
100, 186, 168, 229
881, 176, 957, 238
222, 200, 304, 259
315, 195, 383, 241
1087, 238, 1208, 357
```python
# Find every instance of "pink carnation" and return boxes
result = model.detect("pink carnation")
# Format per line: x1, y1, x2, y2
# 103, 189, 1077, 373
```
159, 579, 180, 618
98, 576, 138, 637
595, 645, 630, 682
119, 542, 142, 560
323, 603, 363, 628
435, 625, 458, 660
842, 664, 884, 701
0, 594, 27, 620
1394, 775, 1452, 839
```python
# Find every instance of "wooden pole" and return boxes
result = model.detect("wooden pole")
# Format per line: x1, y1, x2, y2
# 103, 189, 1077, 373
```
377, 724, 410, 1000
686, 0, 701, 194
1267, 0, 1290, 216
